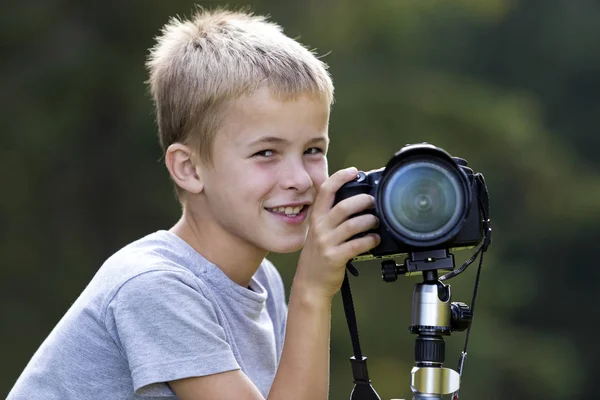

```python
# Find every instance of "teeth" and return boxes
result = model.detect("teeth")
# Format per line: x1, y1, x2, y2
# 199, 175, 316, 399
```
286, 206, 302, 215
269, 205, 303, 216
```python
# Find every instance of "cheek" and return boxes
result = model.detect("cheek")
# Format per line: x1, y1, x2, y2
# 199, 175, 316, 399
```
241, 164, 280, 195
309, 159, 328, 187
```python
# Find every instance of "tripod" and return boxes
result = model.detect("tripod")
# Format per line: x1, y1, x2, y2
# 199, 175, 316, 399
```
382, 250, 472, 400
343, 247, 484, 400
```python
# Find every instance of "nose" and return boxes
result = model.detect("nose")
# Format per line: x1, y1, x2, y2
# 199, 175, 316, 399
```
280, 159, 313, 192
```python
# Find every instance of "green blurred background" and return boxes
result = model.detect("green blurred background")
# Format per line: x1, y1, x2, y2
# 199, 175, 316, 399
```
3, 0, 599, 399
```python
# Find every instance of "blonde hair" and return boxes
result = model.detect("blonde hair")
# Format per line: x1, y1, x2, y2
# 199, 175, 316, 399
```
145, 7, 334, 167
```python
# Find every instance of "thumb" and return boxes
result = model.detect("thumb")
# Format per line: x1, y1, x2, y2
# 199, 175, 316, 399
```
312, 167, 359, 217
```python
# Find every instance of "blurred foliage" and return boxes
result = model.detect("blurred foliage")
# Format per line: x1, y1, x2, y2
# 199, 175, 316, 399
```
2, 0, 599, 399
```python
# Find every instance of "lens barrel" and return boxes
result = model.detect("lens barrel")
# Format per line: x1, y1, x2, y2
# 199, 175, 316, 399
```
376, 144, 471, 247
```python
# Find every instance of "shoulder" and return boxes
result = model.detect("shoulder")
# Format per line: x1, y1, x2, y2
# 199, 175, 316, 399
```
111, 269, 210, 304
102, 230, 202, 275
98, 231, 217, 319
105, 269, 221, 329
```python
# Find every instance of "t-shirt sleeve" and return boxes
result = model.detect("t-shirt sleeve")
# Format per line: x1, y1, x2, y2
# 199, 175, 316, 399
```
105, 269, 240, 396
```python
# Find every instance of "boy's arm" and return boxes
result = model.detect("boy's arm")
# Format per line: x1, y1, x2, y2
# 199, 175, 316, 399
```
170, 167, 380, 400
265, 284, 333, 400
168, 370, 264, 399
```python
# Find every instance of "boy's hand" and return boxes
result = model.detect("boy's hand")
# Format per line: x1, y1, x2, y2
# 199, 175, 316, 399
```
295, 167, 381, 300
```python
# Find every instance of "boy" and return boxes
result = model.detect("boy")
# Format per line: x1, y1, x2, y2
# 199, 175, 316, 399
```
8, 8, 380, 400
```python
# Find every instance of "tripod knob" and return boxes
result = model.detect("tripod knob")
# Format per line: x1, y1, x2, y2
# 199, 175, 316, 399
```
450, 302, 472, 332
415, 336, 445, 364
381, 260, 399, 282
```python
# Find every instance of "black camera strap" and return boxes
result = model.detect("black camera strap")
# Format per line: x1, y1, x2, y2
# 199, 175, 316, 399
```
341, 264, 381, 400
448, 172, 491, 399
475, 172, 492, 252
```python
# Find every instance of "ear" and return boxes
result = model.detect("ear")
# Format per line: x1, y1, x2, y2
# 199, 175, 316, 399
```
165, 143, 204, 194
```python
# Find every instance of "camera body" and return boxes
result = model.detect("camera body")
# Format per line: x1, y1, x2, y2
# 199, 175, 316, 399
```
334, 143, 486, 262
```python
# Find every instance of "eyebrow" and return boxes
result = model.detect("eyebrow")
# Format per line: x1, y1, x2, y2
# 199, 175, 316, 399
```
247, 136, 329, 147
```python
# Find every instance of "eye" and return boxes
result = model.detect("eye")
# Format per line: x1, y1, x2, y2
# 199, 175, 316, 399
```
305, 147, 324, 155
253, 149, 275, 158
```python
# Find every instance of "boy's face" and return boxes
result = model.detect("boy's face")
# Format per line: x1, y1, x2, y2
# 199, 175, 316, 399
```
197, 86, 330, 254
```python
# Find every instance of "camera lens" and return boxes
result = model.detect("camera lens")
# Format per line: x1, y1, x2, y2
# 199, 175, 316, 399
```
381, 160, 466, 243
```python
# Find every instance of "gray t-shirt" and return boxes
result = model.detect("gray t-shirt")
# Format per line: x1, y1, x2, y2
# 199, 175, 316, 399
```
8, 230, 288, 399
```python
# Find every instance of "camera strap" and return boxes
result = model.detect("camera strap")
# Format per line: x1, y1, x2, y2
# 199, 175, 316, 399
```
475, 173, 492, 252
451, 172, 492, 399
341, 264, 382, 400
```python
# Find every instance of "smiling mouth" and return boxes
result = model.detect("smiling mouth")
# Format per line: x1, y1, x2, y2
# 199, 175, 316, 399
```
266, 205, 306, 217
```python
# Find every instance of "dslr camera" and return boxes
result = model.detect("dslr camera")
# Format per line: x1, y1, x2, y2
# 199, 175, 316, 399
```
334, 143, 489, 264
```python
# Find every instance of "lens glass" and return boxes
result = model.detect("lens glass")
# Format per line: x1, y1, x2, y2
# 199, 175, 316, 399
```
382, 161, 465, 242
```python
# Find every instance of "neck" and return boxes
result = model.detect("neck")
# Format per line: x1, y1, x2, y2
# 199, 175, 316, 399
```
170, 210, 267, 288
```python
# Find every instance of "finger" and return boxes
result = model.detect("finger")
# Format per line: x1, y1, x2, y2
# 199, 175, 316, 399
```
330, 213, 379, 245
327, 193, 375, 229
312, 167, 358, 218
337, 234, 381, 261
